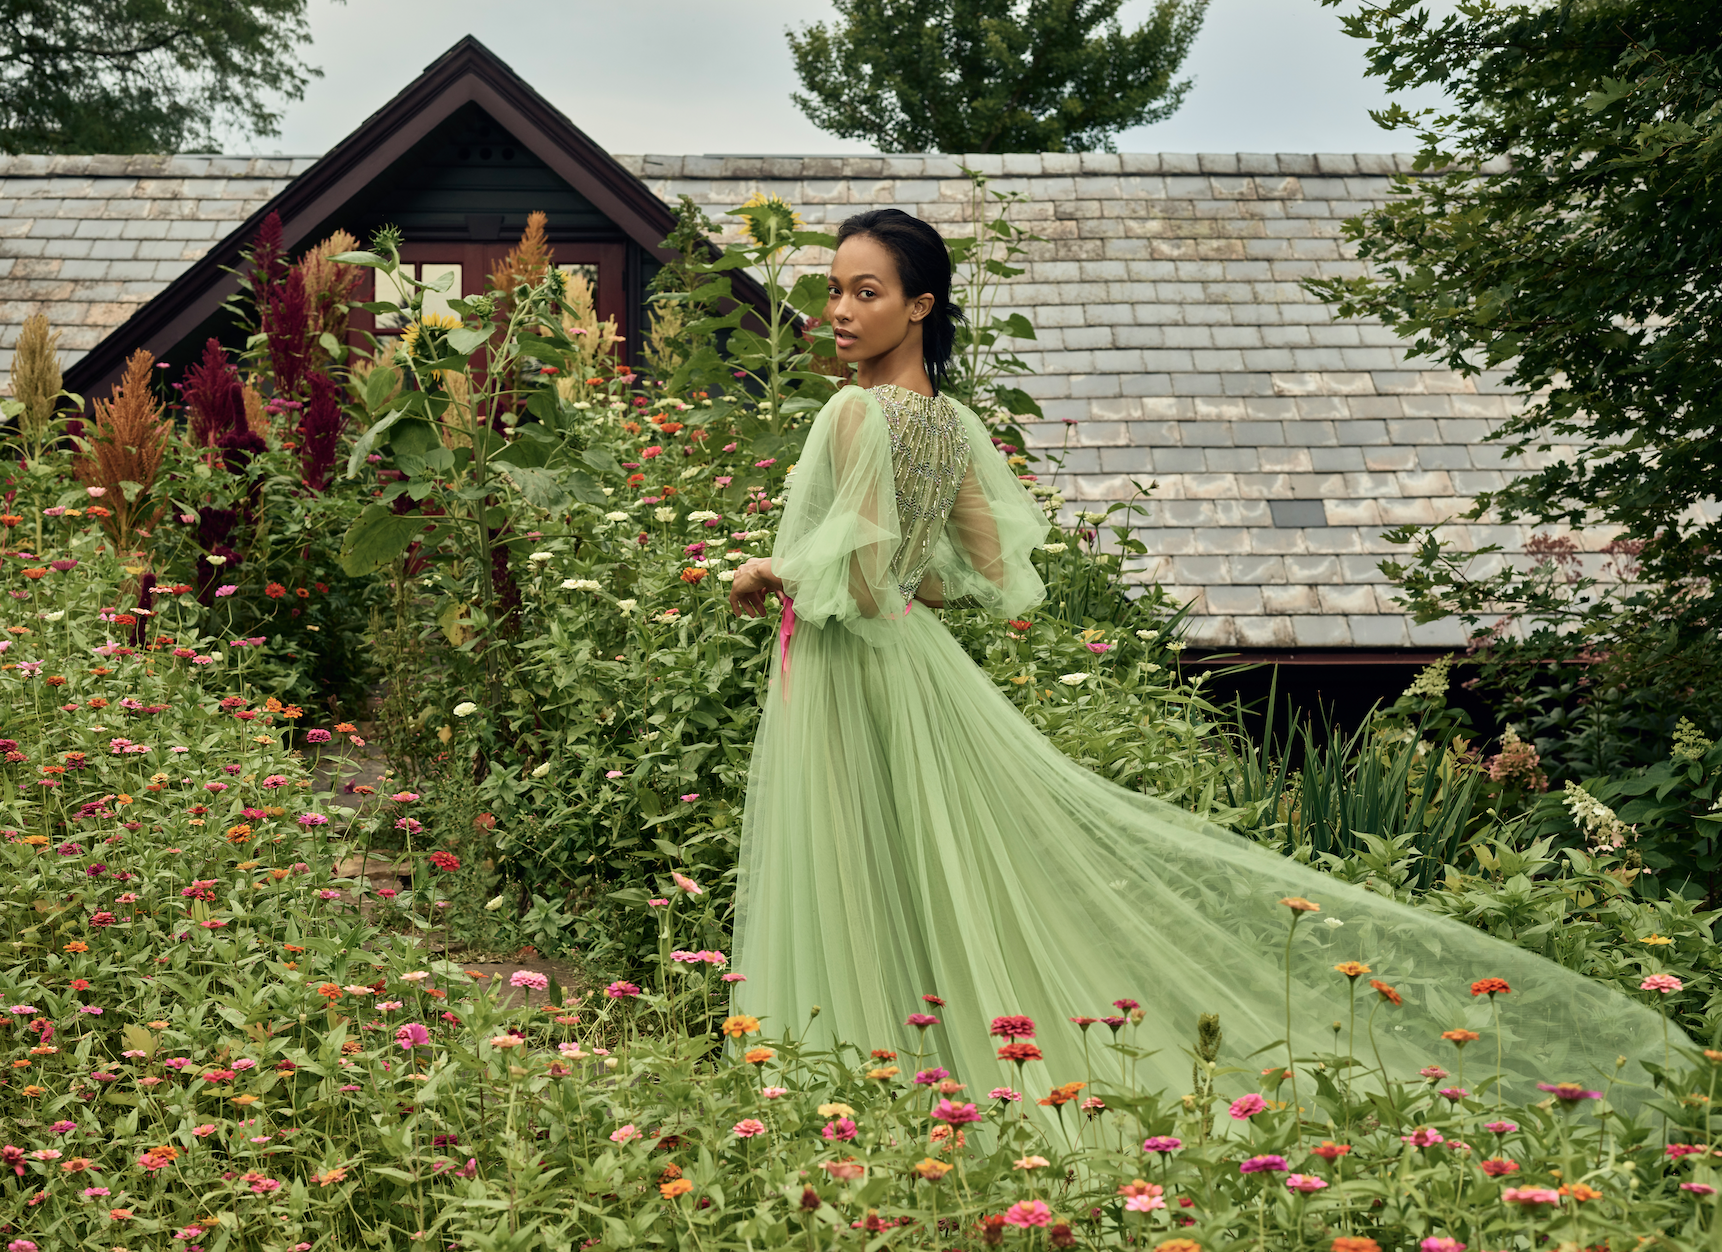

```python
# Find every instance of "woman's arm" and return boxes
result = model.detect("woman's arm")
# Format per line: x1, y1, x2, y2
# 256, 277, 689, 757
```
728, 557, 784, 618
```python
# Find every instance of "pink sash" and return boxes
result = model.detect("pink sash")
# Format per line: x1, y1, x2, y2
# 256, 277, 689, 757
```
776, 593, 912, 703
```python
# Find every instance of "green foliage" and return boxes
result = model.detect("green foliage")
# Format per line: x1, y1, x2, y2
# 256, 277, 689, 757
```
1309, 0, 1722, 729
943, 169, 1046, 424
0, 0, 323, 153
786, 0, 1207, 153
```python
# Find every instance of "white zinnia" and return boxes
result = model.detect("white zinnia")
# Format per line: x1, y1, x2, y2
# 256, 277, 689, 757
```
680, 468, 701, 481
1136, 629, 1159, 641
604, 511, 630, 522
529, 551, 554, 563
1039, 542, 1068, 554
686, 510, 718, 523
562, 578, 600, 591
1058, 673, 1089, 686
530, 761, 552, 778
653, 507, 677, 523
452, 701, 478, 717
615, 599, 638, 612
717, 570, 736, 583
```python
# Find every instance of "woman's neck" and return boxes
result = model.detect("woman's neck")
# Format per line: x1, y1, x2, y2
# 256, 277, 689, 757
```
854, 340, 933, 397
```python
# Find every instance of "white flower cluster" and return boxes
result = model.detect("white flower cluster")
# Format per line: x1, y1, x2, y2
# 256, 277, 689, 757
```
1058, 673, 1089, 686
686, 510, 719, 524
561, 579, 601, 592
717, 570, 737, 583
1135, 629, 1159, 642
1076, 510, 1108, 523
679, 467, 702, 481
528, 551, 554, 563
1401, 656, 1453, 699
615, 599, 638, 613
1673, 717, 1713, 762
1562, 780, 1636, 849
1038, 542, 1067, 554
653, 507, 677, 523
603, 511, 630, 522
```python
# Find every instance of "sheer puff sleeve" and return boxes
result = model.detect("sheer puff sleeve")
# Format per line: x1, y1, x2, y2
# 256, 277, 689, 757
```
770, 386, 908, 637
916, 399, 1049, 620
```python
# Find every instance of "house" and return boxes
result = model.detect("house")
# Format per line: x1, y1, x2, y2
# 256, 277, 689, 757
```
0, 36, 1573, 696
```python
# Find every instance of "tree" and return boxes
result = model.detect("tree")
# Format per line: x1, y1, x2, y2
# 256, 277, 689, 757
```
0, 0, 325, 154
1305, 0, 1722, 750
786, 0, 1207, 153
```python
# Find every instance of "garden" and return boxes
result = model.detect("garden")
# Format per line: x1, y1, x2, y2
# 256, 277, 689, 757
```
2, 157, 1721, 1252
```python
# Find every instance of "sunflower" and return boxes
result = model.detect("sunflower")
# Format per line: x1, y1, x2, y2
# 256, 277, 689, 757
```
737, 192, 803, 253
396, 312, 463, 365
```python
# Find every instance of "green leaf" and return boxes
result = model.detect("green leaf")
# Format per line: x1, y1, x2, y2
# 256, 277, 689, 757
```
387, 418, 442, 461
363, 366, 401, 414
500, 465, 570, 512
339, 505, 425, 576
328, 251, 385, 267
443, 326, 490, 356
582, 446, 623, 477
343, 409, 405, 479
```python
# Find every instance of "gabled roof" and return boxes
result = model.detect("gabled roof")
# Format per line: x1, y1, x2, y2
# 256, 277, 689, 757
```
54, 36, 694, 400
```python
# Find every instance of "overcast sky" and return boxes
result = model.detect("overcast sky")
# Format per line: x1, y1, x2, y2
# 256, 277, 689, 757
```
266, 0, 1441, 158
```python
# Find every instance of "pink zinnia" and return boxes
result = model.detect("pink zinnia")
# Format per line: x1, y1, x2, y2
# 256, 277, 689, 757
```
1683, 1183, 1718, 1195
1501, 1187, 1561, 1208
906, 1013, 939, 1028
1640, 974, 1683, 994
510, 971, 549, 991
1421, 1239, 1466, 1252
609, 1124, 642, 1144
930, 1099, 981, 1126
821, 1118, 857, 1142
1228, 1093, 1266, 1119
1667, 1144, 1709, 1158
732, 1119, 767, 1138
395, 1023, 430, 1051
1142, 1136, 1182, 1153
989, 1014, 1035, 1039
671, 871, 703, 896
1285, 1174, 1328, 1193
1239, 1155, 1288, 1174
1402, 1126, 1445, 1148
605, 981, 641, 998
1003, 1200, 1051, 1228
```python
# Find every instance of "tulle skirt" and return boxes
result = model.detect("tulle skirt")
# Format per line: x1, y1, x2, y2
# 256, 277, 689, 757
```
731, 605, 1675, 1137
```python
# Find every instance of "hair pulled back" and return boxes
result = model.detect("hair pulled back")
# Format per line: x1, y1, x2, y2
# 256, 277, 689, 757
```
835, 208, 966, 394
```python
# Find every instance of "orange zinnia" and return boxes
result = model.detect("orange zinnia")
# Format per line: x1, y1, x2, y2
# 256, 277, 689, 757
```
1470, 978, 1511, 997
1559, 1183, 1602, 1202
1369, 979, 1401, 1006
1442, 1029, 1480, 1047
1333, 961, 1370, 979
1331, 1239, 1381, 1252
721, 1014, 760, 1038
743, 1047, 775, 1065
1279, 896, 1320, 913
660, 1178, 694, 1199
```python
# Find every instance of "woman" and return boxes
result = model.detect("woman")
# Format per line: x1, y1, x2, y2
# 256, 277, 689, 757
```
724, 208, 1671, 1125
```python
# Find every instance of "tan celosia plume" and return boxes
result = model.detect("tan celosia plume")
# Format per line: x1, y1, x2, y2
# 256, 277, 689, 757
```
75, 348, 169, 551
8, 312, 63, 449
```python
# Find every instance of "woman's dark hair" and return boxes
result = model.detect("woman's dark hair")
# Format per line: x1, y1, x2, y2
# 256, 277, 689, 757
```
835, 208, 966, 394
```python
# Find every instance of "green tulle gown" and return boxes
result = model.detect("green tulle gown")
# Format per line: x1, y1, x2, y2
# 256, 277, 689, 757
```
731, 382, 1674, 1131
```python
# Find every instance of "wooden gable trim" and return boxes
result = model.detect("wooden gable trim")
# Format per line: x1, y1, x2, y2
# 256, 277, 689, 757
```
66, 36, 762, 400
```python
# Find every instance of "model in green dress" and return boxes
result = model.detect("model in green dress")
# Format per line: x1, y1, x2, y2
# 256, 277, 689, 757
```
724, 209, 1673, 1127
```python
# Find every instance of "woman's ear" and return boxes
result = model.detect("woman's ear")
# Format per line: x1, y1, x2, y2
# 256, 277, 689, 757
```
908, 293, 935, 323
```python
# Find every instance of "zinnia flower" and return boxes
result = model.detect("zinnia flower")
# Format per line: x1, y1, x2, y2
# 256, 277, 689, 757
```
1228, 1093, 1266, 1119
1641, 974, 1683, 994
1142, 1136, 1182, 1153
1285, 1174, 1328, 1193
1240, 1155, 1288, 1174
1470, 977, 1510, 997
1369, 979, 1402, 1006
395, 1023, 430, 1051
1501, 1187, 1561, 1208
989, 1014, 1035, 1039
1536, 1081, 1602, 1104
1003, 1200, 1051, 1228
732, 1118, 767, 1138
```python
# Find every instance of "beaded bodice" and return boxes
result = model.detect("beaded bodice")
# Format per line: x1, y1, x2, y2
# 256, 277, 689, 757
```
870, 383, 971, 600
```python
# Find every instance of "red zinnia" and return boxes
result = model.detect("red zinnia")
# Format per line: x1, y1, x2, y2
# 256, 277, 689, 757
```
997, 1041, 1043, 1064
429, 851, 460, 872
1470, 978, 1511, 997
990, 1015, 1035, 1040
265, 583, 287, 599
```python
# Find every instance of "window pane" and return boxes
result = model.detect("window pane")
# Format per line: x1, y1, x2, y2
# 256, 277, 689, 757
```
374, 264, 414, 332
421, 263, 463, 321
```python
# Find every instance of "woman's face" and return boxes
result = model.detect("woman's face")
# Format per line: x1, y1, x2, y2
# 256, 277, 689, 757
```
825, 235, 933, 365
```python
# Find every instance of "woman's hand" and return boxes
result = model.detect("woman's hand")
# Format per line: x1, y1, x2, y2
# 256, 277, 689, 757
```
728, 558, 782, 618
